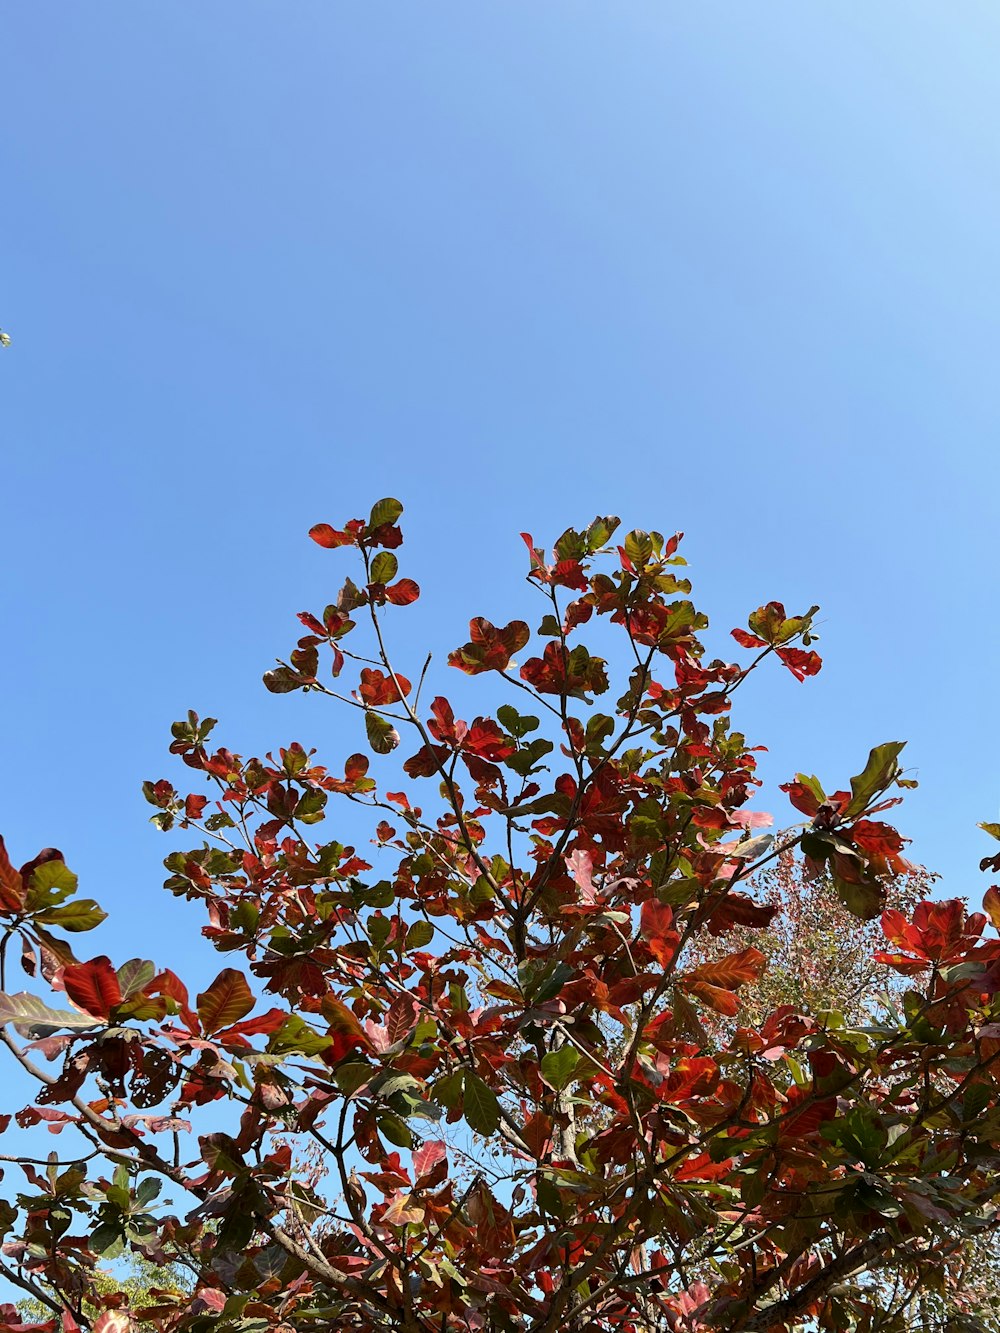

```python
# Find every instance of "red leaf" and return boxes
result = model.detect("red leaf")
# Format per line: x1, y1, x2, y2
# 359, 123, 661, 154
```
222, 1007, 287, 1038
912, 898, 982, 962
358, 669, 411, 706
464, 719, 517, 762
673, 1152, 733, 1182
705, 891, 778, 935
685, 947, 766, 991
564, 599, 593, 633
780, 1091, 839, 1138
661, 1056, 720, 1101
731, 628, 767, 649
412, 1138, 447, 1182
386, 579, 420, 606
521, 533, 549, 579
984, 886, 1000, 931
640, 900, 680, 968
849, 819, 908, 874
148, 969, 199, 1032
0, 836, 24, 912
690, 806, 732, 831
403, 743, 449, 778
197, 969, 255, 1035
321, 995, 370, 1056
681, 980, 740, 1016
309, 523, 358, 549
428, 697, 464, 745
780, 779, 822, 817
467, 1179, 515, 1253
184, 794, 208, 821
550, 559, 588, 591
63, 956, 122, 1019
385, 993, 418, 1044
776, 646, 822, 681
850, 819, 904, 857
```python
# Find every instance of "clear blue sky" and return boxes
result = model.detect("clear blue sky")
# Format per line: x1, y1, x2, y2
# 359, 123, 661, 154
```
3, 3, 999, 976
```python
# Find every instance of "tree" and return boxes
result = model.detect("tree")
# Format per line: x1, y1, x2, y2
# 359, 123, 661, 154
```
683, 852, 936, 1032
1, 502, 1000, 1333
686, 854, 1000, 1332
17, 1260, 189, 1332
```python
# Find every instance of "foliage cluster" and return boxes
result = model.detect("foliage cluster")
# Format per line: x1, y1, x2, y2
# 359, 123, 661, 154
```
1, 503, 1000, 1333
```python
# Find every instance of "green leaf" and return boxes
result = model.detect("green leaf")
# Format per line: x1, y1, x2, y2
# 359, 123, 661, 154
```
585, 714, 614, 754
365, 711, 400, 755
334, 1062, 374, 1096
536, 1173, 565, 1218
370, 551, 399, 584
624, 530, 653, 568
496, 705, 539, 737
433, 1071, 464, 1110
377, 1112, 413, 1148
89, 1221, 125, 1257
358, 880, 395, 909
33, 898, 107, 933
369, 498, 404, 530
520, 959, 574, 1005
794, 773, 827, 806
294, 789, 328, 825
116, 959, 156, 998
541, 1045, 579, 1091
406, 920, 434, 950
135, 1177, 162, 1208
586, 515, 620, 551
963, 1081, 992, 1124
832, 874, 885, 922
979, 823, 1000, 842
843, 742, 906, 818
25, 861, 78, 912
463, 1072, 499, 1136
263, 666, 308, 694
0, 991, 99, 1037
368, 913, 391, 948
267, 1014, 333, 1057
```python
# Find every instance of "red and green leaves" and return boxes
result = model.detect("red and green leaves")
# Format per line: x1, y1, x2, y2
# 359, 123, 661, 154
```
733, 602, 822, 680
449, 617, 530, 675
310, 498, 404, 551
520, 642, 608, 698
0, 842, 106, 939
4, 507, 979, 1333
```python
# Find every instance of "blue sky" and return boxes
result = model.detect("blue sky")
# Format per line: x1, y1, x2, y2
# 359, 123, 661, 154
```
3, 2, 1000, 979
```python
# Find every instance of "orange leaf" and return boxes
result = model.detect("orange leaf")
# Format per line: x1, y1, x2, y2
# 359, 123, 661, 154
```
197, 969, 254, 1035
685, 947, 766, 991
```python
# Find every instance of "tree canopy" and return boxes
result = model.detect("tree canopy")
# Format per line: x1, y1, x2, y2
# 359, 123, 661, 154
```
2, 503, 1000, 1333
